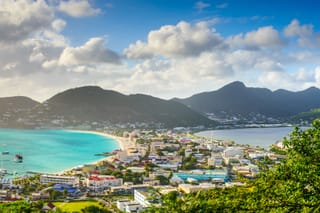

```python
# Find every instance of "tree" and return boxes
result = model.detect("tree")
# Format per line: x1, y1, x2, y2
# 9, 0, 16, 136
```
155, 175, 169, 185
144, 120, 320, 212
81, 205, 111, 213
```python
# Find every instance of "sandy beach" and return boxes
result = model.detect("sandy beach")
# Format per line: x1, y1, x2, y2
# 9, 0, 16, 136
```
67, 130, 132, 151
56, 129, 134, 175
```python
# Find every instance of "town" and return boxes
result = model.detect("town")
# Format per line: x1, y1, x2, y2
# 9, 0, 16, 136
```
0, 127, 286, 212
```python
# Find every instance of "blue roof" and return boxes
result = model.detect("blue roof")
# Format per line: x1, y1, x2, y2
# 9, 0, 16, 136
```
173, 170, 228, 182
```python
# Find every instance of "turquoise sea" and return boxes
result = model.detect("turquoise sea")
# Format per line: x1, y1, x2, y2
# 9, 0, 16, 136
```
0, 129, 119, 175
196, 127, 299, 149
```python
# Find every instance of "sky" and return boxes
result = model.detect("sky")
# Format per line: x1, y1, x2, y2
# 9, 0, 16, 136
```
1, 0, 320, 101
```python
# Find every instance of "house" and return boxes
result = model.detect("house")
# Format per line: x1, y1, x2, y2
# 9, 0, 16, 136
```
143, 177, 160, 186
86, 175, 123, 192
31, 192, 50, 201
0, 190, 11, 200
42, 202, 56, 211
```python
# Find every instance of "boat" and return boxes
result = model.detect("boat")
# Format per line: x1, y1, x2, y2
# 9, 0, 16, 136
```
14, 154, 23, 163
0, 168, 7, 175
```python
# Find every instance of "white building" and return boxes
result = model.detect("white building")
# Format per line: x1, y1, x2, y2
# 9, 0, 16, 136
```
134, 189, 152, 207
223, 147, 243, 158
117, 200, 144, 213
86, 175, 123, 191
0, 178, 12, 189
40, 175, 79, 186
178, 183, 215, 194
208, 152, 223, 167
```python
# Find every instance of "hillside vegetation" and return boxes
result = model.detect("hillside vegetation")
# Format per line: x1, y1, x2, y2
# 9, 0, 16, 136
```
146, 120, 320, 212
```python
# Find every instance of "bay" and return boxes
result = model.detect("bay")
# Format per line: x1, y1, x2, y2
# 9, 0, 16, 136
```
0, 129, 119, 176
196, 127, 297, 149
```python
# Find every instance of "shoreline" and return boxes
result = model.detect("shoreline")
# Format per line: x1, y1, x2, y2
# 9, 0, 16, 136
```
54, 130, 133, 175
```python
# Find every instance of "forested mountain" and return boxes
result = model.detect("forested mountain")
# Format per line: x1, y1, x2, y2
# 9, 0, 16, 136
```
34, 86, 213, 127
0, 96, 39, 114
174, 81, 320, 118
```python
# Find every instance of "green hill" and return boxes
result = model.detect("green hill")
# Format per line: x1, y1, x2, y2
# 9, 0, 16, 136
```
37, 86, 214, 128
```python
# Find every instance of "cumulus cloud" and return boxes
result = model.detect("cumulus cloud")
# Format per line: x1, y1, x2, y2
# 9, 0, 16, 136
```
228, 26, 285, 50
0, 0, 53, 43
124, 21, 224, 59
284, 19, 320, 48
258, 66, 320, 91
59, 37, 121, 66
284, 19, 313, 37
58, 0, 101, 17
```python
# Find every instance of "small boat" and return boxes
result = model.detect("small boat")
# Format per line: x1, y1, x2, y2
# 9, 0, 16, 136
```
0, 168, 7, 174
14, 154, 23, 163
2, 151, 9, 155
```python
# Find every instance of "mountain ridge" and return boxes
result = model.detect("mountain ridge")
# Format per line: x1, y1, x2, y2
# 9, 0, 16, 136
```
174, 81, 320, 118
36, 86, 214, 128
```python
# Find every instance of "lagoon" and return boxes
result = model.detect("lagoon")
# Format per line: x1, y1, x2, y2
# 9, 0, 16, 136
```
0, 129, 119, 175
196, 127, 298, 149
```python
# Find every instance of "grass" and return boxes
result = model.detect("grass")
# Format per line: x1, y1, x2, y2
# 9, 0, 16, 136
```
53, 200, 103, 212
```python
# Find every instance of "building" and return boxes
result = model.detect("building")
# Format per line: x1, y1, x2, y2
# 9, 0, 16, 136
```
31, 192, 50, 201
117, 200, 144, 213
143, 178, 160, 186
40, 175, 79, 186
0, 178, 12, 189
223, 147, 243, 158
134, 189, 152, 207
0, 190, 11, 200
171, 169, 228, 183
155, 185, 178, 195
178, 183, 215, 194
86, 175, 123, 191
149, 170, 171, 179
110, 184, 149, 195
208, 153, 223, 167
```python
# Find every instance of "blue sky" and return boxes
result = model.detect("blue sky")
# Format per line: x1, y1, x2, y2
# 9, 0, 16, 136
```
0, 0, 320, 101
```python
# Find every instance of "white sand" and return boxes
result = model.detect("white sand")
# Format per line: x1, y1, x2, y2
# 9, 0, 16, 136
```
55, 130, 133, 175
67, 130, 132, 151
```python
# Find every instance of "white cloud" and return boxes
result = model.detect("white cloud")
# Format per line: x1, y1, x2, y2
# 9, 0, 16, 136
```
51, 19, 67, 32
228, 26, 285, 50
59, 37, 121, 66
258, 66, 320, 91
0, 0, 53, 43
284, 19, 313, 37
124, 21, 224, 59
58, 0, 101, 17
284, 19, 319, 48
194, 1, 211, 11
124, 41, 154, 59
315, 66, 320, 83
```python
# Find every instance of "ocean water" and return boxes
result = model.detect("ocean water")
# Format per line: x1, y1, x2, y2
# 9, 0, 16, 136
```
196, 127, 299, 149
0, 129, 119, 175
